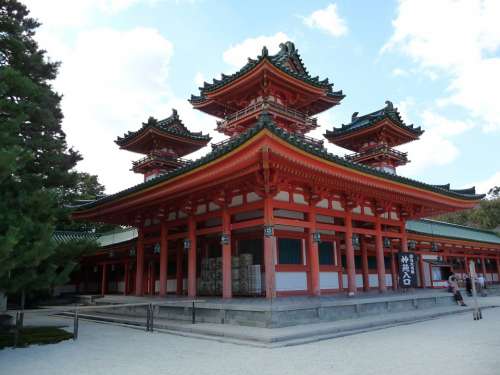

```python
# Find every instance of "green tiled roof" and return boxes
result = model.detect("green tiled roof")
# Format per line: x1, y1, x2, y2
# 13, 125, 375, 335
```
74, 113, 484, 213
407, 219, 500, 245
52, 231, 100, 243
189, 41, 344, 104
325, 101, 423, 139
116, 109, 211, 146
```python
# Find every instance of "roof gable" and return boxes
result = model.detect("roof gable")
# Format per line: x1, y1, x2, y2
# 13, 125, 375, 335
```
190, 42, 344, 104
116, 109, 211, 147
325, 101, 424, 140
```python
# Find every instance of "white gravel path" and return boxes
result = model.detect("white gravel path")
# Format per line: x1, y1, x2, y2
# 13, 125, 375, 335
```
1, 308, 500, 375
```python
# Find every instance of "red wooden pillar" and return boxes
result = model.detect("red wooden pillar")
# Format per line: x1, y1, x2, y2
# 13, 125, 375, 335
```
465, 256, 470, 274
222, 208, 232, 299
101, 263, 107, 296
159, 222, 168, 297
123, 261, 130, 296
264, 196, 276, 299
401, 219, 408, 252
390, 251, 397, 290
187, 215, 197, 297
307, 204, 320, 296
135, 226, 144, 296
375, 217, 387, 292
345, 210, 356, 296
418, 252, 425, 288
335, 238, 343, 289
149, 261, 155, 295
360, 237, 369, 291
176, 241, 183, 295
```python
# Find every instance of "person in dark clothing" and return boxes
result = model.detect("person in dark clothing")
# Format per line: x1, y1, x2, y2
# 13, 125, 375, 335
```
465, 275, 473, 296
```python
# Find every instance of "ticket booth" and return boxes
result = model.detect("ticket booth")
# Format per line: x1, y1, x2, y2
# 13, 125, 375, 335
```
422, 260, 453, 288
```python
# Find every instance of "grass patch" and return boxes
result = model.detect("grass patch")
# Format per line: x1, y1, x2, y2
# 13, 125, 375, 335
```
0, 326, 73, 349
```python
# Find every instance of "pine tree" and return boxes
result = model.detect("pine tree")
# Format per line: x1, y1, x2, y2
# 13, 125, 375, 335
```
0, 0, 95, 316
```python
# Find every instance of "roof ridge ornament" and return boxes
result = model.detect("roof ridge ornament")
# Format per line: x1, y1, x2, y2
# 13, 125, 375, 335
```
352, 112, 359, 121
261, 46, 268, 57
385, 100, 394, 111
143, 116, 158, 128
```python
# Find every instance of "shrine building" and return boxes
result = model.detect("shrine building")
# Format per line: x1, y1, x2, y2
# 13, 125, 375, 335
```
72, 42, 500, 299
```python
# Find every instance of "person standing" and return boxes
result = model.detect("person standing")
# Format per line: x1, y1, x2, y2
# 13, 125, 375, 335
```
448, 273, 467, 306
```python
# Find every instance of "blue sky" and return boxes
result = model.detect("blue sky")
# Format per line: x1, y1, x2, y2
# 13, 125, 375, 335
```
24, 0, 500, 194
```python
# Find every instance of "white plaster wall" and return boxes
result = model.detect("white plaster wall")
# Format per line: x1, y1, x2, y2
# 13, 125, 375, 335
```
274, 209, 304, 220
316, 214, 334, 224
274, 191, 289, 202
229, 195, 243, 207
316, 199, 328, 208
493, 274, 499, 281
167, 279, 177, 293
332, 201, 344, 211
356, 274, 364, 288
320, 272, 339, 289
369, 274, 379, 287
247, 192, 261, 202
196, 204, 206, 215
234, 210, 262, 221
208, 202, 220, 212
385, 274, 393, 287
276, 272, 307, 291
293, 193, 307, 205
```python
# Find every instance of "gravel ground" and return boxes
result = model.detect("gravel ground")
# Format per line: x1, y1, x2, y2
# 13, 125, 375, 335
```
1, 307, 500, 375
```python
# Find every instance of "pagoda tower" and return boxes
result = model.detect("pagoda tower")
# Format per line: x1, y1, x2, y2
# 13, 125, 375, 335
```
190, 41, 344, 138
116, 109, 211, 181
324, 101, 423, 174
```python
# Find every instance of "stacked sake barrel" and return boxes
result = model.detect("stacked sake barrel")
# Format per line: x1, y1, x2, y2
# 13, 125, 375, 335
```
199, 258, 211, 295
248, 264, 262, 295
239, 253, 253, 295
215, 257, 223, 295
231, 256, 240, 294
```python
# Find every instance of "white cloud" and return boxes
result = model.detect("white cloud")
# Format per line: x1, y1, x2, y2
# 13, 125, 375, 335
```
470, 171, 500, 195
383, 0, 500, 132
392, 68, 408, 77
303, 4, 348, 37
23, 0, 144, 28
47, 27, 175, 193
194, 72, 205, 87
398, 108, 473, 176
222, 32, 290, 68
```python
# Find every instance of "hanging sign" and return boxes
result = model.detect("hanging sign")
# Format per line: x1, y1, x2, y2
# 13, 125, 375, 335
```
263, 225, 274, 237
220, 233, 230, 245
398, 252, 417, 288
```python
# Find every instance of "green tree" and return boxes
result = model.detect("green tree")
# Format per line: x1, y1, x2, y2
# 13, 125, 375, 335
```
436, 186, 500, 232
0, 0, 96, 318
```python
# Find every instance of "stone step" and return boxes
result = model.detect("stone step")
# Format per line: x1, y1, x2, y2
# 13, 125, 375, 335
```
58, 303, 498, 348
